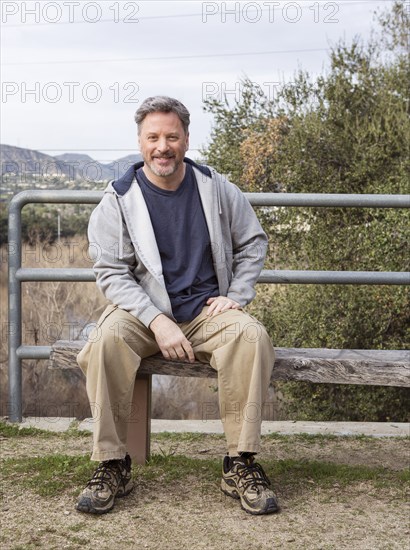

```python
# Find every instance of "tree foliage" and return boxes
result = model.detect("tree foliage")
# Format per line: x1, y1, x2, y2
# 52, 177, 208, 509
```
201, 2, 410, 421
0, 203, 91, 246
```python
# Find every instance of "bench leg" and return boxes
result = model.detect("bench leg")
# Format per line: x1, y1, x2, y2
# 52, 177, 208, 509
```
126, 374, 151, 465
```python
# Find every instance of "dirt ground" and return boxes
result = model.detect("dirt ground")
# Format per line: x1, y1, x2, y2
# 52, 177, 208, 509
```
1, 432, 409, 550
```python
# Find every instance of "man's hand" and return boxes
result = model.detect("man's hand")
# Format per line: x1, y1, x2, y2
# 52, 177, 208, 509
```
149, 314, 195, 363
206, 296, 241, 317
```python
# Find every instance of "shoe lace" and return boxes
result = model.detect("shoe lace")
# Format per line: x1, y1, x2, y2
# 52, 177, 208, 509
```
86, 459, 125, 493
235, 460, 271, 493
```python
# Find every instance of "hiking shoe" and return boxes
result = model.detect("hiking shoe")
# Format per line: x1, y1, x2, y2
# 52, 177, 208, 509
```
221, 455, 279, 515
76, 454, 134, 514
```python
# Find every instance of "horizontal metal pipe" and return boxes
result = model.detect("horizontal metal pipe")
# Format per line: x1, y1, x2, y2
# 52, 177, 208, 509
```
245, 193, 410, 208
16, 268, 410, 285
259, 270, 410, 285
16, 268, 95, 282
9, 190, 103, 208
8, 190, 410, 209
16, 346, 52, 359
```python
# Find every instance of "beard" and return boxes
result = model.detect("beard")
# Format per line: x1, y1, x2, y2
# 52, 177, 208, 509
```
145, 154, 182, 178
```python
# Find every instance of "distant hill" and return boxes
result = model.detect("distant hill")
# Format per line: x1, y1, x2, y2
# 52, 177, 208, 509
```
103, 154, 143, 181
54, 152, 142, 181
1, 144, 80, 179
1, 144, 142, 182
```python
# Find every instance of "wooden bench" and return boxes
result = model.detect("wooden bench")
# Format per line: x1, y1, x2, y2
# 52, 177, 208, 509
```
50, 340, 409, 464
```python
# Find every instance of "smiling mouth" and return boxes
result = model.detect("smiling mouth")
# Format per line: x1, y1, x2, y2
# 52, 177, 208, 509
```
154, 156, 174, 162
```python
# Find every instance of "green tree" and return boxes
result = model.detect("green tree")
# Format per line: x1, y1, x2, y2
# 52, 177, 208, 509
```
202, 79, 275, 184
201, 1, 410, 421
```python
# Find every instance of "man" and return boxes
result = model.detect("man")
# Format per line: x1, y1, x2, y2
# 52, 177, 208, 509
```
76, 96, 278, 516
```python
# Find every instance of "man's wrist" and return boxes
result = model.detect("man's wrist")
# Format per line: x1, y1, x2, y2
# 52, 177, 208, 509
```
149, 313, 168, 332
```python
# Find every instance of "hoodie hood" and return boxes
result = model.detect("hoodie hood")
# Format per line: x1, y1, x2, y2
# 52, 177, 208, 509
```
105, 158, 218, 264
110, 157, 212, 196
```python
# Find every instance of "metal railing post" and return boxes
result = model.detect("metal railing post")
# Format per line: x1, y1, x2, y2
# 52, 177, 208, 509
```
7, 190, 102, 422
8, 197, 23, 422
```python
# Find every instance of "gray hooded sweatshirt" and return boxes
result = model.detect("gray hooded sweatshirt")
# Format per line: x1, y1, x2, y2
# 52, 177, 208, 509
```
88, 158, 268, 328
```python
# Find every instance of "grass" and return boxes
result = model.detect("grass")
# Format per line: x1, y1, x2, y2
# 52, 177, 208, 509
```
1, 451, 408, 500
3, 420, 407, 444
153, 431, 224, 443
0, 419, 91, 439
1, 455, 93, 497
1, 424, 408, 502
1, 429, 409, 550
263, 432, 410, 443
0, 421, 58, 438
274, 459, 399, 487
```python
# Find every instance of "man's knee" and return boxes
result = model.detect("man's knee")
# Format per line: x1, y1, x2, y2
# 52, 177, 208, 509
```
210, 311, 269, 347
81, 312, 159, 370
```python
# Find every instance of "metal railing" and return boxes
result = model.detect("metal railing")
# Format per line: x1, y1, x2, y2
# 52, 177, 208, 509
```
7, 190, 410, 422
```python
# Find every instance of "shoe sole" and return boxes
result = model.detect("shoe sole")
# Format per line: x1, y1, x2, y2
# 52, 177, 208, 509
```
221, 485, 279, 515
76, 482, 134, 515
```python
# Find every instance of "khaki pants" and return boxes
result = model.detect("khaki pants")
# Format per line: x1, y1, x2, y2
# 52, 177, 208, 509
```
77, 304, 275, 461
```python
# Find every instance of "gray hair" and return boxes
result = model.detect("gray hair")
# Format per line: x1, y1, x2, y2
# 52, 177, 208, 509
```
135, 96, 190, 134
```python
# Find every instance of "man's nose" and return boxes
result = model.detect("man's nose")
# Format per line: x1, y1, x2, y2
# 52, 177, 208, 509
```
156, 138, 169, 152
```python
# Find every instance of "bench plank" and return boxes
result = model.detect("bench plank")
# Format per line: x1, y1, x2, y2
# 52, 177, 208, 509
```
50, 341, 409, 387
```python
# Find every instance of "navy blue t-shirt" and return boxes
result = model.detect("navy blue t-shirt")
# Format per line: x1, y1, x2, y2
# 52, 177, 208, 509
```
136, 164, 219, 322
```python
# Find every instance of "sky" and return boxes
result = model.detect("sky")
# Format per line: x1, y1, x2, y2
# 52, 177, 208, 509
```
1, 0, 394, 163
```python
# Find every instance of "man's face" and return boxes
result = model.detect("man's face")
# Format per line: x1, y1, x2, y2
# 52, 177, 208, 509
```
138, 111, 189, 186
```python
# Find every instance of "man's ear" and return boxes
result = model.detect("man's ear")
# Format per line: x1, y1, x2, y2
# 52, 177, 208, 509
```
185, 132, 190, 151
